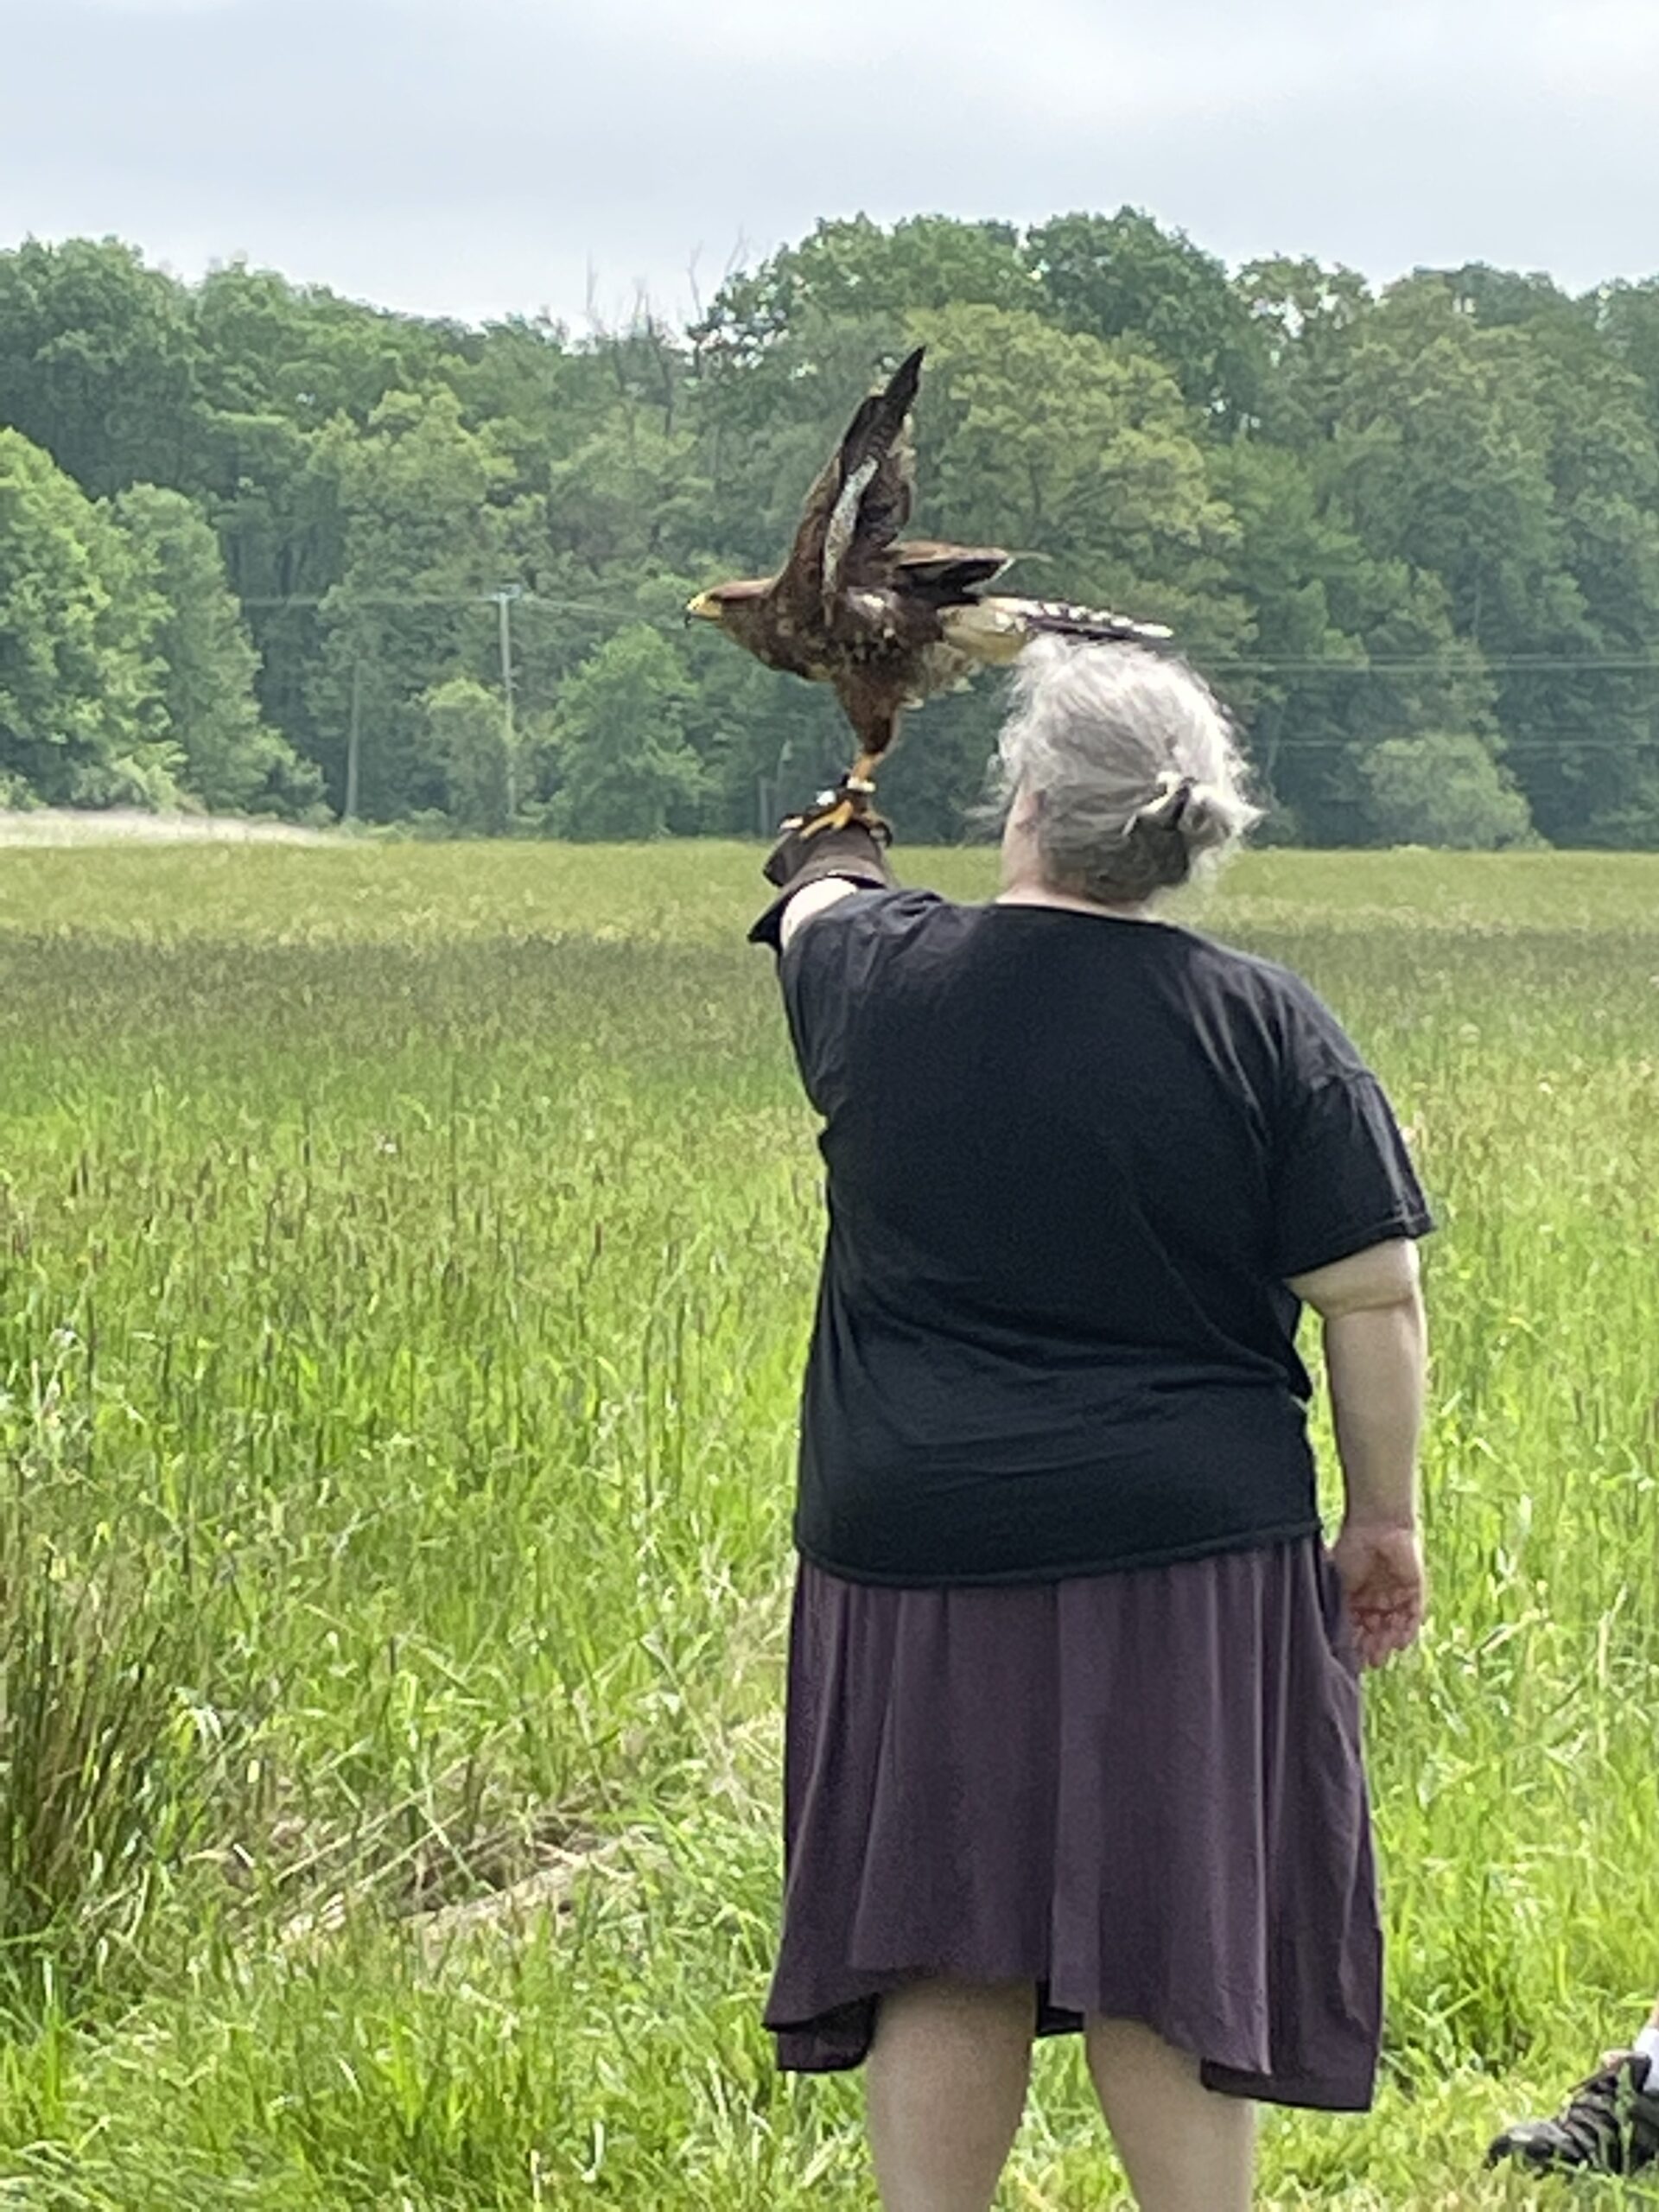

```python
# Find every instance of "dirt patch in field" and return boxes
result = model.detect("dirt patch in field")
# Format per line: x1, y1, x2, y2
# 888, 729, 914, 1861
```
0, 809, 339, 848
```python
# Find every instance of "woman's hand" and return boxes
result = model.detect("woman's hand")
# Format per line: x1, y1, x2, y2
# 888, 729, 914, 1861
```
1330, 1520, 1426, 1669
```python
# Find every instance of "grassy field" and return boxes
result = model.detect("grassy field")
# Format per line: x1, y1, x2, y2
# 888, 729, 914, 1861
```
0, 840, 1655, 2209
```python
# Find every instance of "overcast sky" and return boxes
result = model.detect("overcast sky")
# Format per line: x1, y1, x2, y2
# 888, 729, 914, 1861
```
3, 0, 1657, 329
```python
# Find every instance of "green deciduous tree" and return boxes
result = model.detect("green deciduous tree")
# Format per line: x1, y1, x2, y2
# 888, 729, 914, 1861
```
1215, 440, 1497, 840
547, 626, 706, 840
1597, 279, 1659, 437
112, 484, 321, 815
7, 220, 1659, 848
911, 304, 1251, 667
0, 239, 207, 498
1330, 282, 1570, 645
1511, 322, 1659, 842
192, 262, 476, 431
1360, 732, 1535, 848
308, 389, 532, 818
545, 420, 714, 585
1234, 257, 1373, 449
423, 676, 517, 835
0, 429, 180, 806
1313, 279, 1657, 839
1028, 209, 1264, 423
695, 215, 1035, 383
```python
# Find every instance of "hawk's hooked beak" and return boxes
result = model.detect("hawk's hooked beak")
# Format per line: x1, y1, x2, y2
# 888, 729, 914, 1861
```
683, 592, 721, 626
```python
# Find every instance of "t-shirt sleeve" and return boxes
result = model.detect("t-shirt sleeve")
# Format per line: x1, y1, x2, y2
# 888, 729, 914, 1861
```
1262, 974, 1434, 1279
778, 899, 858, 1113
1269, 1068, 1434, 1280
776, 887, 944, 1115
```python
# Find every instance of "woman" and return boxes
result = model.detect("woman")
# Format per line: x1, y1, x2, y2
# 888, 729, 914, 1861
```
750, 641, 1433, 2212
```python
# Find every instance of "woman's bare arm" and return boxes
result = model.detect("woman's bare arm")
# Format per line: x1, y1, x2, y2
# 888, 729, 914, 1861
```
1287, 1237, 1427, 1664
1287, 1238, 1426, 1530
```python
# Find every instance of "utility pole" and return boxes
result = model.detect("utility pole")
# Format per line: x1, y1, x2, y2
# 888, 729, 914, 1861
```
487, 586, 525, 821
764, 737, 793, 836
344, 656, 363, 823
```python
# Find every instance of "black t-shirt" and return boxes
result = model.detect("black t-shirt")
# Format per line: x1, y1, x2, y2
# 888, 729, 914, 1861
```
776, 888, 1433, 1586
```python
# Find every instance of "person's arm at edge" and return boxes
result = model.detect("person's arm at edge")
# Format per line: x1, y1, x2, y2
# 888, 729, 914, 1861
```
1287, 1237, 1427, 1667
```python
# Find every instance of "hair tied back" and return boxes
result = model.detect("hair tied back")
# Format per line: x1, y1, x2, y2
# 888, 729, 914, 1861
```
1144, 770, 1198, 830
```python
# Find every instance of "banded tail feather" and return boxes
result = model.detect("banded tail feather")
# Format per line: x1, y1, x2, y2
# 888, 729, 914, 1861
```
1001, 596, 1173, 645
941, 595, 1174, 666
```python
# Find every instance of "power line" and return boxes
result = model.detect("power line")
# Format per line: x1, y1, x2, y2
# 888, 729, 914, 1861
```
1242, 736, 1659, 751
234, 592, 1659, 674
230, 588, 1659, 753
238, 591, 634, 619
1213, 658, 1659, 674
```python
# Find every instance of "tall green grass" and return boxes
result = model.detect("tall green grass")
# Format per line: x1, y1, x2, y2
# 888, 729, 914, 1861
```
0, 844, 1654, 2207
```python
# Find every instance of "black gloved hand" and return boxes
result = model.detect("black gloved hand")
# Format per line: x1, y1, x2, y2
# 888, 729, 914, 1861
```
748, 776, 897, 950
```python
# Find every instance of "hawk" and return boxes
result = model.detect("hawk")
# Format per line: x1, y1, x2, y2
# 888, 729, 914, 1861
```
685, 346, 1170, 825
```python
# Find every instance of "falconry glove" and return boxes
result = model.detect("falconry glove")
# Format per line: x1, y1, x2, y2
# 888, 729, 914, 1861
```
747, 778, 896, 950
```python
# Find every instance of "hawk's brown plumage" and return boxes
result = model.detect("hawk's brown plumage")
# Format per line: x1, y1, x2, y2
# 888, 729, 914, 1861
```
686, 346, 1171, 807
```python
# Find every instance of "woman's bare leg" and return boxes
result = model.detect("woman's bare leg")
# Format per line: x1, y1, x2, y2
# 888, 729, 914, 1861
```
865, 1980, 1036, 2212
1085, 2015, 1255, 2212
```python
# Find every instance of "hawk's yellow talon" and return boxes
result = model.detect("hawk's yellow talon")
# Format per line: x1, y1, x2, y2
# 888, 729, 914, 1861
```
798, 801, 857, 838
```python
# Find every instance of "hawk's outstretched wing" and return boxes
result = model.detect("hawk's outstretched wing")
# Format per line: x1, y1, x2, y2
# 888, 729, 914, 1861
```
887, 541, 1014, 600
779, 346, 924, 623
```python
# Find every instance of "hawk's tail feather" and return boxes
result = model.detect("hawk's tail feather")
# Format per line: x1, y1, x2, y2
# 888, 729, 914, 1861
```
1006, 597, 1173, 646
941, 596, 1173, 667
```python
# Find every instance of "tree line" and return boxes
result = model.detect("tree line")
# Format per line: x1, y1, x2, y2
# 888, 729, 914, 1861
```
4, 215, 1659, 846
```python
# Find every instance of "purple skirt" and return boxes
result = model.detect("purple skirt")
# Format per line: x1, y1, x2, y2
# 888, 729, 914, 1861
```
765, 1537, 1380, 2111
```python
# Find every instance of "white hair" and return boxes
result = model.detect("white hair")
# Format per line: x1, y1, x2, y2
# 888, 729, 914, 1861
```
994, 640, 1261, 902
